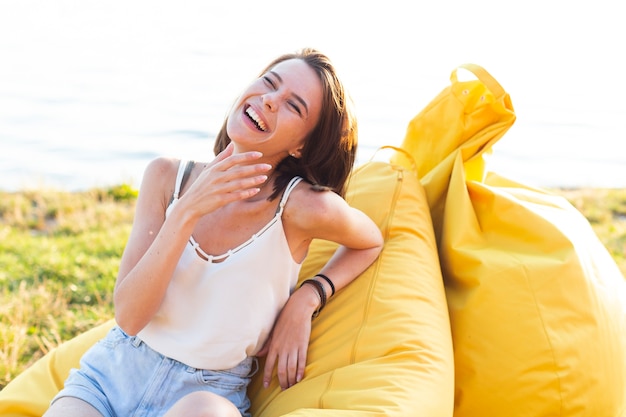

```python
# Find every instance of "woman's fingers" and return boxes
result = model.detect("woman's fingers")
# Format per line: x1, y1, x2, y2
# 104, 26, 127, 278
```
263, 350, 277, 389
214, 141, 235, 161
204, 151, 271, 185
273, 351, 296, 390
209, 146, 263, 172
215, 163, 272, 188
188, 150, 272, 209
262, 340, 309, 390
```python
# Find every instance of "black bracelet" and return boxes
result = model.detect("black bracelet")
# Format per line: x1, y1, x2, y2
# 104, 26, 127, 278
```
300, 279, 327, 318
314, 273, 335, 297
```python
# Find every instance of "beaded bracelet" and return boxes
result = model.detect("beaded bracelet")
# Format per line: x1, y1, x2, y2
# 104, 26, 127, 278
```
300, 279, 327, 318
314, 273, 335, 297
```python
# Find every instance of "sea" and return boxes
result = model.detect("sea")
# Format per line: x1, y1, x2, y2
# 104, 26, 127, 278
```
1, 0, 625, 192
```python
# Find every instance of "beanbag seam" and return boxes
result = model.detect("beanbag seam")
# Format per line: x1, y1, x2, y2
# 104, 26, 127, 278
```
320, 164, 402, 408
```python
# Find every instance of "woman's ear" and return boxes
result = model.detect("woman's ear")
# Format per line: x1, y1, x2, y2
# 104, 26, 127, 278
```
289, 148, 303, 159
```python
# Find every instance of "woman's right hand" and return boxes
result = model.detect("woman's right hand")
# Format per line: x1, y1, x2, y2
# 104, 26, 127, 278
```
179, 143, 272, 218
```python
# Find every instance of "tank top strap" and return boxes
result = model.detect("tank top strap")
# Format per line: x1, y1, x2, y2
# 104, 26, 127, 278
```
169, 159, 196, 206
276, 176, 303, 216
172, 159, 188, 200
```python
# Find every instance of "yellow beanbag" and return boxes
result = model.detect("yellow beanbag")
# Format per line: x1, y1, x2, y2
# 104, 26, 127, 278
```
249, 160, 454, 416
0, 160, 455, 417
444, 172, 626, 417
395, 63, 626, 416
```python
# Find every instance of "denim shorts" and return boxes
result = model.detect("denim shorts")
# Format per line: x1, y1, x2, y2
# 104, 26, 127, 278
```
51, 326, 257, 417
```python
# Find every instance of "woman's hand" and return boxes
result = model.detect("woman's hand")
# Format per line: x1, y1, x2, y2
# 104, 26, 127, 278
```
180, 143, 272, 217
258, 286, 319, 390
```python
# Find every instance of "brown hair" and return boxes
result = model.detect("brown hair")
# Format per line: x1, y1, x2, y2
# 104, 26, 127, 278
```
213, 48, 358, 200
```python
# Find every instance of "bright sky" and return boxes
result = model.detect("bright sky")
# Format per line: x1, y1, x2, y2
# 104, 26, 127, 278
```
1, 0, 624, 188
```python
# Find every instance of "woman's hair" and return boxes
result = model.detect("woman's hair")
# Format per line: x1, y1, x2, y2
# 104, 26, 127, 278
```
213, 47, 358, 200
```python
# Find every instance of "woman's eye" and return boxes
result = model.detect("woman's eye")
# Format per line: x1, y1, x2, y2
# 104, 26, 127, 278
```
288, 101, 302, 116
263, 76, 276, 89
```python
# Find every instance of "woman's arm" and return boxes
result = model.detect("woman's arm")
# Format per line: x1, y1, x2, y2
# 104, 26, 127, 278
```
261, 188, 384, 390
114, 146, 271, 334
113, 157, 196, 335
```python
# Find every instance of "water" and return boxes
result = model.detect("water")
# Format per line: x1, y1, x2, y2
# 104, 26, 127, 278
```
1, 0, 625, 191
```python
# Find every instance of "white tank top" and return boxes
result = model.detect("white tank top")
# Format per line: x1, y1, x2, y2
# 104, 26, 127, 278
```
138, 160, 303, 370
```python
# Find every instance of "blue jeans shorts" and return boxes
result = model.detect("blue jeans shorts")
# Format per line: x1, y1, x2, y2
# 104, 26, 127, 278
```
51, 326, 258, 417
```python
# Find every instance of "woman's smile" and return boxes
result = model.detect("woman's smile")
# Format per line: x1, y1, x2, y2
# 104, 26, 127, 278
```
244, 105, 268, 132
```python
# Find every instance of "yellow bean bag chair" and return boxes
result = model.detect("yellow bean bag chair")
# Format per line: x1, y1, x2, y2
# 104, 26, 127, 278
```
0, 160, 455, 417
393, 63, 626, 416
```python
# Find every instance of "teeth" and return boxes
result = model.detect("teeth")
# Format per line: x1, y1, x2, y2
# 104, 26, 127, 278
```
246, 107, 267, 132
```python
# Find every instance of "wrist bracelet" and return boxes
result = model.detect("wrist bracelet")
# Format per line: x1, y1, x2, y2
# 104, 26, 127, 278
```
314, 273, 335, 297
300, 279, 327, 318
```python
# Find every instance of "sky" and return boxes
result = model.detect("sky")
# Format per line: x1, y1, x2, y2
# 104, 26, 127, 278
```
1, 0, 624, 189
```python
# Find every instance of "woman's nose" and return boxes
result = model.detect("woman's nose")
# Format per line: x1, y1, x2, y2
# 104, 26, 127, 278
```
262, 92, 278, 112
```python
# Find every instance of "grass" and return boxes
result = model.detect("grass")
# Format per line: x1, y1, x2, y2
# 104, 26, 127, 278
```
0, 184, 624, 390
0, 185, 136, 388
555, 187, 626, 272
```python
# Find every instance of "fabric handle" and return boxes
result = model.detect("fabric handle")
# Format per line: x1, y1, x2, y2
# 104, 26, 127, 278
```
371, 145, 418, 174
451, 63, 506, 98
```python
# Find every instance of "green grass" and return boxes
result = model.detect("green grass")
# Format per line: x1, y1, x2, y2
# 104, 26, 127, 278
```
0, 184, 624, 390
0, 186, 135, 388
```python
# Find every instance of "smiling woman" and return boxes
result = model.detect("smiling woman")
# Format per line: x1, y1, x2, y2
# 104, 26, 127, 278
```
31, 48, 384, 417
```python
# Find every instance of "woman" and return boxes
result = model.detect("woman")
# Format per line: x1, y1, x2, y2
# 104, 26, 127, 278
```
44, 48, 383, 417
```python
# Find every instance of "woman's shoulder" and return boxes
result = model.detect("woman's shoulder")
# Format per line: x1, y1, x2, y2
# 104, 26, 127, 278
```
142, 157, 205, 185
284, 180, 346, 227
144, 156, 183, 176
138, 157, 197, 204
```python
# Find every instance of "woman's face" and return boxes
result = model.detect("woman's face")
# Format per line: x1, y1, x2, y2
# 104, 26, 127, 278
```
226, 58, 323, 161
